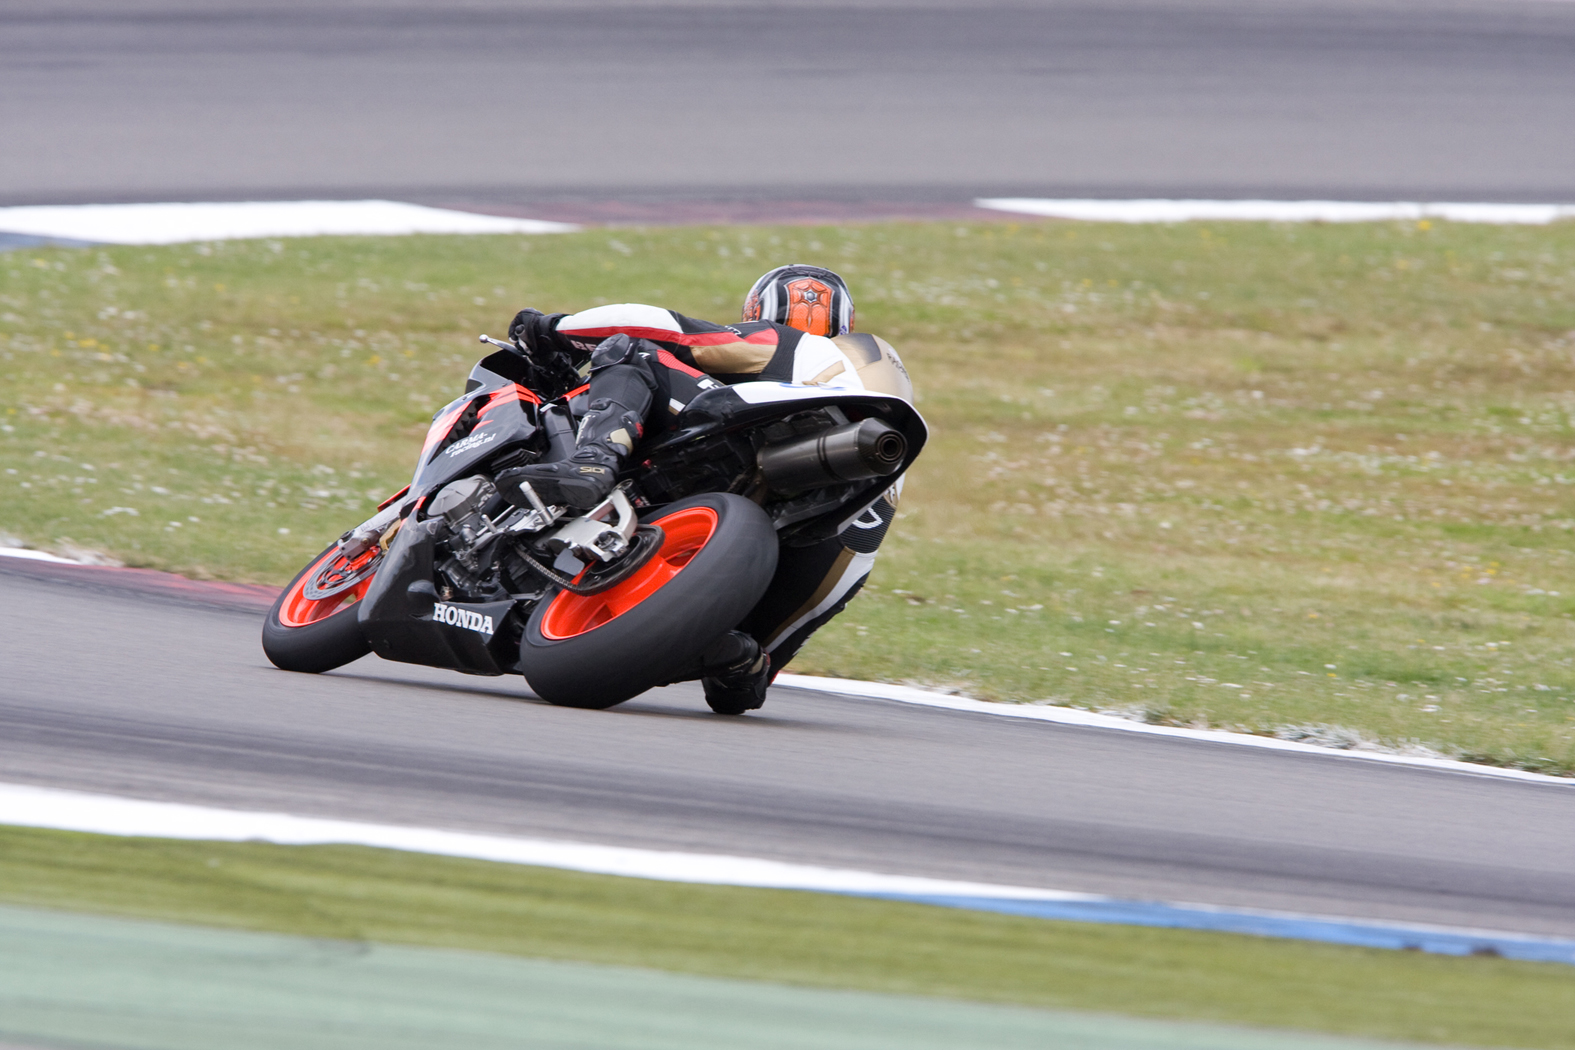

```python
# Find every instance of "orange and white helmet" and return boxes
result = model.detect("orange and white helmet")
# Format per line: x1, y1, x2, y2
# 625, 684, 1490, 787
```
741, 265, 854, 337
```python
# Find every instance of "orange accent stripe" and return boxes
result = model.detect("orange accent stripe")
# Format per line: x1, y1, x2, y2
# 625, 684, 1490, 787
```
656, 349, 706, 378
564, 324, 777, 349
477, 389, 516, 418
376, 484, 410, 511
419, 404, 467, 457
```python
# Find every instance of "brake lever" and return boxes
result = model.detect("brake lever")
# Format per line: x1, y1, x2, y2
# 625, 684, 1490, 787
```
478, 334, 522, 353
479, 333, 579, 398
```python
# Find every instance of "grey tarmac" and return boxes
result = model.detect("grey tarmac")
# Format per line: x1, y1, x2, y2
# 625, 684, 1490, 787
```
1, 0, 1573, 212
1, 557, 1572, 939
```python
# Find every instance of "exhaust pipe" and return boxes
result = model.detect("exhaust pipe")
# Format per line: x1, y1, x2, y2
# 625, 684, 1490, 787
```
759, 419, 908, 492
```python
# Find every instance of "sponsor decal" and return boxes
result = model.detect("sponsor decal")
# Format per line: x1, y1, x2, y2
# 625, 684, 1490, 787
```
433, 602, 495, 636
886, 349, 911, 382
851, 506, 886, 530
444, 431, 499, 458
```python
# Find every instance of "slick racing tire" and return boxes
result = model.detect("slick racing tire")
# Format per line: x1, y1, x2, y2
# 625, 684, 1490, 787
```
519, 493, 778, 710
262, 542, 377, 673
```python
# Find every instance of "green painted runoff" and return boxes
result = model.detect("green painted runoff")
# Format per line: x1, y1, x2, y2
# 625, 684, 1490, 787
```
0, 826, 1569, 1048
0, 903, 1435, 1050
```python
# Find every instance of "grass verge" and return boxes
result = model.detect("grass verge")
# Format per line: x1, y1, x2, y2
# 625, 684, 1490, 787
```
2, 221, 1574, 770
2, 824, 1573, 1049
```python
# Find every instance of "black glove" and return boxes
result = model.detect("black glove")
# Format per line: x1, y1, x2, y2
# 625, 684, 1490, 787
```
505, 309, 582, 399
508, 309, 568, 357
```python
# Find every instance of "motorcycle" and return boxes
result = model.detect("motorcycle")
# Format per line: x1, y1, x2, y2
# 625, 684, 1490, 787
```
262, 335, 926, 712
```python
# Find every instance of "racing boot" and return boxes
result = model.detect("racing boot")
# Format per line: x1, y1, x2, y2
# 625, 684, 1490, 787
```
699, 630, 772, 715
497, 443, 622, 511
498, 335, 654, 511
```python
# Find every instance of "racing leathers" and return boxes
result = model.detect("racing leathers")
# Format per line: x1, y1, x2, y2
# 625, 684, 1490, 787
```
503, 302, 914, 679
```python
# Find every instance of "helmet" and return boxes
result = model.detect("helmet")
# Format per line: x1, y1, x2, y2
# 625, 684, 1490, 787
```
741, 265, 854, 337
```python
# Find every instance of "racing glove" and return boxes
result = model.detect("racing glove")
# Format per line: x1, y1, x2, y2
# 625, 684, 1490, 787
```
508, 309, 570, 357
506, 308, 582, 398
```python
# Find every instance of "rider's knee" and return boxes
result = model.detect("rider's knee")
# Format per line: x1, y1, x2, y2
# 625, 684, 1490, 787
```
590, 333, 659, 374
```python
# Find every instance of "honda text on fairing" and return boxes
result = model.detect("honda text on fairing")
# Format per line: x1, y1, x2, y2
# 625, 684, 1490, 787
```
261, 337, 926, 712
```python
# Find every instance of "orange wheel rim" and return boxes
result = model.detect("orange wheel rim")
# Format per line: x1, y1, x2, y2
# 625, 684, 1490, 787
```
540, 507, 719, 640
278, 546, 379, 628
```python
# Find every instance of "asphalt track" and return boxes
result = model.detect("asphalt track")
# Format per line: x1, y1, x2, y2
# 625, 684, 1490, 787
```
3, 556, 1572, 940
3, 0, 1574, 213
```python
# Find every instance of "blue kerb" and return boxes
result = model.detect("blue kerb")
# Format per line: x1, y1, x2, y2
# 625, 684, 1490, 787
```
0, 231, 96, 252
861, 894, 1575, 965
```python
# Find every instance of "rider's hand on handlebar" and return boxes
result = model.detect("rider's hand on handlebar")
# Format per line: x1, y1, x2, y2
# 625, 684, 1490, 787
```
508, 309, 567, 358
507, 308, 584, 399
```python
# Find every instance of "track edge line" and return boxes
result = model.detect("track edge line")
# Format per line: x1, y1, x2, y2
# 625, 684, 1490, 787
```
774, 673, 1574, 786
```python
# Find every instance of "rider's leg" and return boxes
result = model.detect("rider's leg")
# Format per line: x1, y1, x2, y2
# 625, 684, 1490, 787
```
498, 334, 658, 510
708, 483, 901, 706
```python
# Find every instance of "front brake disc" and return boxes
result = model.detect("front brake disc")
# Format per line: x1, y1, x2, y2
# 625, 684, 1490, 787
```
302, 547, 384, 601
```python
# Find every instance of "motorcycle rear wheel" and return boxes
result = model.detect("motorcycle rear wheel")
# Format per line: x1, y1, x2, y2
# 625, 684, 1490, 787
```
262, 542, 376, 673
518, 492, 778, 709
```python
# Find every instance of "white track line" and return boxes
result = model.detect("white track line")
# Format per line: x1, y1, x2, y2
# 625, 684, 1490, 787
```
0, 782, 1088, 902
975, 199, 1575, 225
0, 200, 577, 245
0, 547, 77, 564
4, 781, 1571, 964
775, 674, 1573, 786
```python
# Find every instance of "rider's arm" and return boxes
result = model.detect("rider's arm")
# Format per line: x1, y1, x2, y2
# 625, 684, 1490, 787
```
515, 302, 910, 395
553, 304, 788, 380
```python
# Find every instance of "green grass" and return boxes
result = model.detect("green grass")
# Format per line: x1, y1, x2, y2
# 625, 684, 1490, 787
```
2, 824, 1572, 1049
3, 220, 1575, 770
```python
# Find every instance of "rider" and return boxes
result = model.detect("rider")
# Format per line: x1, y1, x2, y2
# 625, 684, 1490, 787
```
498, 265, 914, 712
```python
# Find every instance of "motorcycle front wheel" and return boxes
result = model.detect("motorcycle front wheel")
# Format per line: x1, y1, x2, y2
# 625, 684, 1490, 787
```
261, 542, 378, 673
518, 492, 778, 709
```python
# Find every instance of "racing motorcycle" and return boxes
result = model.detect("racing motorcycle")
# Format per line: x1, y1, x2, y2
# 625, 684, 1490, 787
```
262, 335, 925, 712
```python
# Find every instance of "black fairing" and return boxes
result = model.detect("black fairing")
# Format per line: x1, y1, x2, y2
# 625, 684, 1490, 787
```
357, 355, 553, 675
358, 519, 524, 675
407, 357, 546, 498
354, 356, 928, 675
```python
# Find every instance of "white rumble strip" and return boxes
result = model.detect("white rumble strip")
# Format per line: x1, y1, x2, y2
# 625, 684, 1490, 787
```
774, 675, 1573, 786
976, 199, 1575, 225
0, 200, 577, 245
0, 547, 78, 564
2, 782, 1572, 965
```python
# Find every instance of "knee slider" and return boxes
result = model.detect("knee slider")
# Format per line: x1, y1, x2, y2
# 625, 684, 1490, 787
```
590, 333, 640, 371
